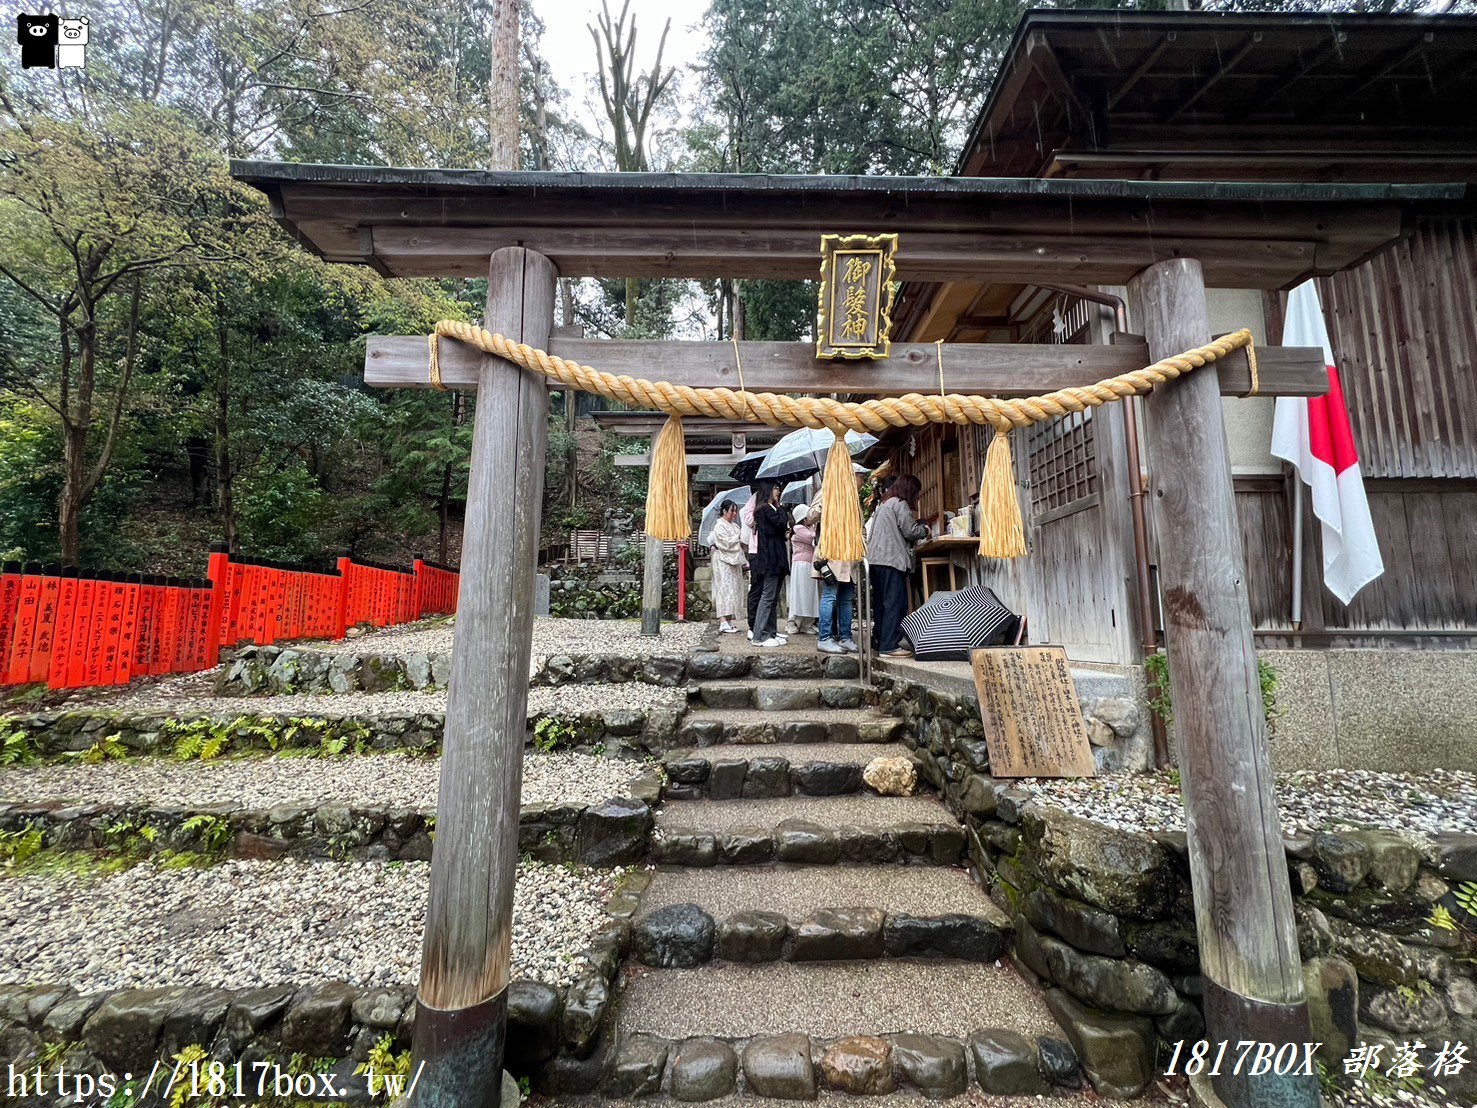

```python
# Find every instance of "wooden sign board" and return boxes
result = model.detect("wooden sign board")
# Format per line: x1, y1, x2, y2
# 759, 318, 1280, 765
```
816, 233, 897, 360
971, 646, 1096, 778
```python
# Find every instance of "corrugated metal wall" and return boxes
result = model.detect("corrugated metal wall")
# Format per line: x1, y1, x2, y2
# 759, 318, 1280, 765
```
1318, 219, 1477, 479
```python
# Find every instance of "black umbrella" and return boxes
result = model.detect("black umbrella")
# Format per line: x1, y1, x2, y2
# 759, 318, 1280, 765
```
729, 450, 776, 483
900, 586, 1020, 661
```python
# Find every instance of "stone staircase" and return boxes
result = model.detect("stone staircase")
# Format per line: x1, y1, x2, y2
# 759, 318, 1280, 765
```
550, 634, 1088, 1102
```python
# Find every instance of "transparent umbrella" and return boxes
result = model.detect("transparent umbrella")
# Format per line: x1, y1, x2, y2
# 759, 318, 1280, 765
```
755, 428, 876, 480
781, 478, 816, 507
697, 487, 751, 546
783, 465, 868, 507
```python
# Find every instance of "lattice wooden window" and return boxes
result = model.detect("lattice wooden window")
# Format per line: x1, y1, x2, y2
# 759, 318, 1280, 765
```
1023, 294, 1100, 522
1027, 411, 1098, 518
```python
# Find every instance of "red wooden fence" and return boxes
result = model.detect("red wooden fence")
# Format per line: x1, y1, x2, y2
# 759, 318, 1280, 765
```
0, 545, 459, 691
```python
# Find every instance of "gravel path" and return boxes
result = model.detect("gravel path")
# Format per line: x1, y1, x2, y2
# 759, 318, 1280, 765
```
0, 858, 621, 991
0, 751, 646, 810
62, 682, 686, 720
297, 617, 708, 658
1016, 768, 1477, 839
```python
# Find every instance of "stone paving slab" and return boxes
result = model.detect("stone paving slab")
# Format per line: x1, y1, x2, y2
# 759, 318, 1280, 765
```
636, 865, 1009, 923
657, 795, 957, 833
617, 960, 1060, 1040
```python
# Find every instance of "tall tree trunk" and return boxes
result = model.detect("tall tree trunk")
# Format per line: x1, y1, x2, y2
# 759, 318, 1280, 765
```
216, 307, 236, 549
625, 277, 638, 327
59, 423, 86, 565
438, 463, 452, 563
57, 314, 97, 565
490, 0, 519, 171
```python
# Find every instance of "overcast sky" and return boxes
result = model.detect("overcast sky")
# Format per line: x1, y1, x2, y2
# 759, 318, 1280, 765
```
531, 0, 712, 141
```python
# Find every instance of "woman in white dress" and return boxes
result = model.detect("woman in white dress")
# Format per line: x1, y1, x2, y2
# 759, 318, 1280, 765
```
786, 503, 820, 634
709, 500, 748, 633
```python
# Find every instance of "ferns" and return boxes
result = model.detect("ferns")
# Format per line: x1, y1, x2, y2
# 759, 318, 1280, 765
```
1457, 881, 1477, 920
0, 824, 44, 868
1, 729, 36, 765
180, 814, 232, 854
79, 734, 129, 764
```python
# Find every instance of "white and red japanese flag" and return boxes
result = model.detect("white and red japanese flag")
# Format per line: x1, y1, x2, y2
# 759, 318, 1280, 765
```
1270, 280, 1384, 604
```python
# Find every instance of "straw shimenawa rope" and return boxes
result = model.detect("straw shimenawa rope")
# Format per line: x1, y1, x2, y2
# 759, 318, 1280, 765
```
429, 321, 1257, 560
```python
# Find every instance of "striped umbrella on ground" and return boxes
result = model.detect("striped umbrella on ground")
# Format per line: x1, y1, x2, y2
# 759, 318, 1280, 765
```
900, 586, 1019, 661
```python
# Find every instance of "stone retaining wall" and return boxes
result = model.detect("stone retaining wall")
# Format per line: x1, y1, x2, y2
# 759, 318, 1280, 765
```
3, 706, 683, 763
0, 887, 638, 1102
879, 669, 1477, 1100
212, 644, 857, 697
976, 802, 1477, 1101
0, 788, 659, 868
875, 672, 1143, 786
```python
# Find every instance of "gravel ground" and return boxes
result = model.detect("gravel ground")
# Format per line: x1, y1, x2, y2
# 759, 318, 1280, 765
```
296, 616, 709, 659
62, 681, 686, 720
1016, 768, 1477, 839
0, 858, 620, 991
0, 750, 645, 810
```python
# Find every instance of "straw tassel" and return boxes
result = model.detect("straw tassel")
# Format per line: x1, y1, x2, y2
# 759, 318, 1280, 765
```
816, 432, 865, 562
644, 415, 691, 541
977, 429, 1026, 559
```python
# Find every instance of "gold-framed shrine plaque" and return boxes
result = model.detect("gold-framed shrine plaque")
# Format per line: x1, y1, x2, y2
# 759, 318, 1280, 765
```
817, 233, 898, 360
971, 646, 1096, 778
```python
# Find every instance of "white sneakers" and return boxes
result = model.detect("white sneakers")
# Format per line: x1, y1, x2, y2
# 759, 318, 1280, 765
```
818, 639, 844, 654
720, 622, 740, 634
756, 637, 787, 647
838, 638, 859, 653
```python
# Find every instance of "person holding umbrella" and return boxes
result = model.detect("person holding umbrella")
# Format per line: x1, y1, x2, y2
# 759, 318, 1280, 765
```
750, 481, 791, 646
708, 500, 748, 634
866, 474, 930, 657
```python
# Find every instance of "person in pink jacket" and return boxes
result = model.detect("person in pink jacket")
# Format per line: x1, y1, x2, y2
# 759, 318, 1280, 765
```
786, 504, 819, 635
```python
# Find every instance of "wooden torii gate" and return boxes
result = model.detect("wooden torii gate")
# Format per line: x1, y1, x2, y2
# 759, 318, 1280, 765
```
234, 164, 1460, 1108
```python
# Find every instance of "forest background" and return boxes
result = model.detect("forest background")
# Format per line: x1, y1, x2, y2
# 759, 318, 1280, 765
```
0, 0, 1453, 575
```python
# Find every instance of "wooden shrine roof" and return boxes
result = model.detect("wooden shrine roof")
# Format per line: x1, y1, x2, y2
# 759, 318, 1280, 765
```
231, 162, 1465, 289
957, 10, 1477, 184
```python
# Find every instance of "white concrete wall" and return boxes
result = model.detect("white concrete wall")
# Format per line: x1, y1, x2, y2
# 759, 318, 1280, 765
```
1205, 288, 1280, 476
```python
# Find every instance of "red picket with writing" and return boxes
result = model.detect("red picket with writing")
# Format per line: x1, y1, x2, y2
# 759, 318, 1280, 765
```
29, 569, 61, 685
5, 565, 42, 685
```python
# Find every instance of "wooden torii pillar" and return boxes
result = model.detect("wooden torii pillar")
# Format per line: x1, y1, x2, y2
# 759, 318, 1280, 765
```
1129, 258, 1317, 1108
411, 246, 555, 1107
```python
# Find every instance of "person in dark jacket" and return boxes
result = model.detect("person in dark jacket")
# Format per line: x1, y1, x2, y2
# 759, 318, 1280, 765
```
866, 474, 930, 656
750, 481, 791, 646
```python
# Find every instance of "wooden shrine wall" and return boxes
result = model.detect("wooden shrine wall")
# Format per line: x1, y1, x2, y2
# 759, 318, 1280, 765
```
1316, 219, 1477, 481
952, 296, 1141, 666
1237, 476, 1477, 645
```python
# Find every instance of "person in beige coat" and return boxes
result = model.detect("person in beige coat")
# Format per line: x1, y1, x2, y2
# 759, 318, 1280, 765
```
709, 500, 748, 633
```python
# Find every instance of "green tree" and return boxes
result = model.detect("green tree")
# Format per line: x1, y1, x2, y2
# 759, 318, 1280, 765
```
0, 103, 255, 562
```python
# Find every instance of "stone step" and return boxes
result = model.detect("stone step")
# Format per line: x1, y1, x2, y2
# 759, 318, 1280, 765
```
687, 651, 860, 683
652, 795, 963, 867
626, 866, 1012, 967
635, 865, 1009, 925
543, 961, 1081, 1101
677, 709, 904, 748
692, 679, 867, 713
663, 744, 912, 799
